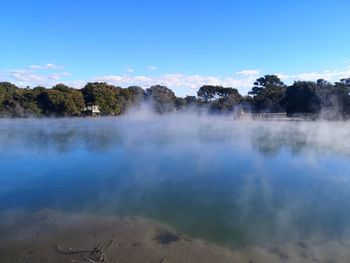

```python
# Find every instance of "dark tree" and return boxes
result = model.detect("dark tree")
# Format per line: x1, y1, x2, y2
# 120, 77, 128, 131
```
175, 97, 186, 111
185, 96, 198, 106
248, 75, 286, 112
197, 85, 242, 112
332, 78, 350, 116
282, 81, 321, 114
197, 85, 238, 102
197, 85, 217, 102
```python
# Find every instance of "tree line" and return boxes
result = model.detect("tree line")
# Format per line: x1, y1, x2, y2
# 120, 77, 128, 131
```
0, 75, 350, 118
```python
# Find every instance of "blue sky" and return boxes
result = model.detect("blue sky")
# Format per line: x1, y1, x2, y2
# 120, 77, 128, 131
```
0, 0, 350, 96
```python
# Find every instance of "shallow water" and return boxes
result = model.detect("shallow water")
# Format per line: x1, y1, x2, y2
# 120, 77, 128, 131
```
1, 115, 350, 248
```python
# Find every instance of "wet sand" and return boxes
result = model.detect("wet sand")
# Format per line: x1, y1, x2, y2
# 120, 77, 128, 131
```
0, 210, 349, 263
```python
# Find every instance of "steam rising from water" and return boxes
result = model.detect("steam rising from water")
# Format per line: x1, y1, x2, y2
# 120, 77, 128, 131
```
1, 109, 350, 249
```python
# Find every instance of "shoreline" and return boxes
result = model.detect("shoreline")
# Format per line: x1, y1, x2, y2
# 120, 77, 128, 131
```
1, 210, 350, 263
0, 209, 241, 263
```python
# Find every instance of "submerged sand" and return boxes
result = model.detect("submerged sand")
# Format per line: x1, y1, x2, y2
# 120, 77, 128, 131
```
0, 210, 349, 263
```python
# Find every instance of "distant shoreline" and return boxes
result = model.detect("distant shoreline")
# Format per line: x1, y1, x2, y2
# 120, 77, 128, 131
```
1, 76, 350, 119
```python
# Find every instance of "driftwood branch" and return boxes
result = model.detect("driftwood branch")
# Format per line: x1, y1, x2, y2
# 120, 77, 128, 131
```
55, 245, 92, 254
55, 239, 116, 263
84, 257, 97, 263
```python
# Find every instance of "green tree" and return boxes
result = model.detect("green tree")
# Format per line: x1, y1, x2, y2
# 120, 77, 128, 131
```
0, 82, 29, 116
81, 82, 121, 115
17, 86, 45, 115
145, 85, 176, 113
0, 82, 18, 107
38, 84, 85, 116
127, 86, 145, 105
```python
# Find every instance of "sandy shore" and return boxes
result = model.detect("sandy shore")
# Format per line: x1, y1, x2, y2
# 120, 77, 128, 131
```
0, 210, 349, 263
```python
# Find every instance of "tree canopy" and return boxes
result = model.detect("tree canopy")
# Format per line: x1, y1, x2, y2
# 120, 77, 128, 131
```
1, 75, 350, 119
248, 75, 286, 112
145, 85, 176, 113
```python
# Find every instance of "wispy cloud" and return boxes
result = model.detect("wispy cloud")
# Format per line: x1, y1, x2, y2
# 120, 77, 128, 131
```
148, 65, 157, 71
2, 64, 70, 87
278, 67, 350, 83
94, 72, 258, 94
126, 67, 134, 73
1, 64, 350, 96
29, 63, 59, 70
9, 70, 70, 87
236, 69, 260, 76
91, 66, 350, 95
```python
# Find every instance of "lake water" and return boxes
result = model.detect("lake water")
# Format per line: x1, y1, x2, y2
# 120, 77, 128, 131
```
1, 115, 350, 248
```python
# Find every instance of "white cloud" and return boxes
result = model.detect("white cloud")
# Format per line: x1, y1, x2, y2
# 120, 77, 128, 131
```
126, 68, 134, 73
93, 66, 350, 95
236, 69, 260, 76
278, 67, 350, 83
94, 73, 256, 95
9, 70, 71, 87
2, 64, 71, 87
148, 65, 157, 70
29, 63, 59, 70
2, 64, 350, 96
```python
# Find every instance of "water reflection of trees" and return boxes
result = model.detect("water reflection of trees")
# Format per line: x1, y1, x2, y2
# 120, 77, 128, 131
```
251, 126, 350, 158
251, 128, 308, 156
0, 125, 123, 154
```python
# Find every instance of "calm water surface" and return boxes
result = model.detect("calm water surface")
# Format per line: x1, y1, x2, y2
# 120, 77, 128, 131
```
1, 116, 350, 247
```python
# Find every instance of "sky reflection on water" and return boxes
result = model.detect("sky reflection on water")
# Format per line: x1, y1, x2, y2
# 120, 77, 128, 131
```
1, 116, 350, 247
